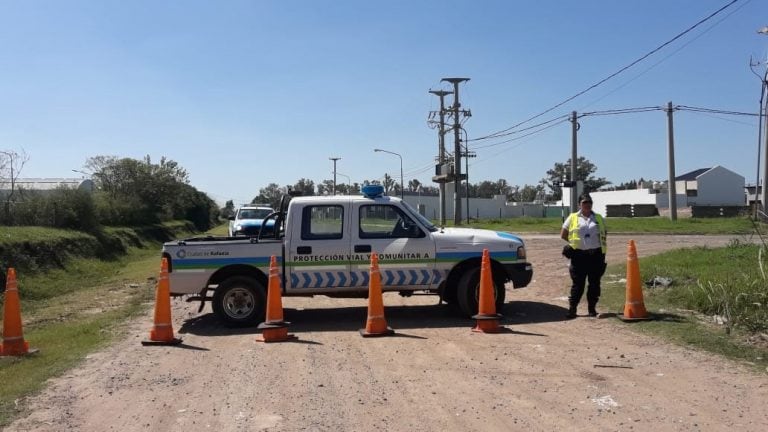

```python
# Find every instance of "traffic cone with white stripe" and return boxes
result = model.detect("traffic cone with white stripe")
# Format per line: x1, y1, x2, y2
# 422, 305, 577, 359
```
257, 255, 297, 342
359, 253, 394, 337
472, 249, 504, 333
142, 258, 182, 345
619, 240, 652, 321
1, 268, 37, 356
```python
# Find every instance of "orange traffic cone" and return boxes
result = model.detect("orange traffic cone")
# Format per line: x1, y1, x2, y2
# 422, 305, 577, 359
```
142, 258, 182, 345
619, 240, 652, 321
1, 268, 37, 356
359, 253, 394, 337
257, 255, 296, 343
472, 249, 504, 333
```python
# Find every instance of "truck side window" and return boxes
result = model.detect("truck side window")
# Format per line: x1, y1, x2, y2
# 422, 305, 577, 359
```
301, 205, 344, 240
359, 205, 424, 239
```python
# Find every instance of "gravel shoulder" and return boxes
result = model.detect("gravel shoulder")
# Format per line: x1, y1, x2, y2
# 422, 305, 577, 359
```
7, 234, 768, 431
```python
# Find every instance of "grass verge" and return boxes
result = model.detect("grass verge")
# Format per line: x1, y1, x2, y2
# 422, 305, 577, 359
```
0, 245, 161, 427
461, 215, 757, 234
600, 240, 768, 373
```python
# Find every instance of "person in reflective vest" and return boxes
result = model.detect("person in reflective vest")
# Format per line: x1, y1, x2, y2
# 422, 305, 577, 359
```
560, 193, 607, 318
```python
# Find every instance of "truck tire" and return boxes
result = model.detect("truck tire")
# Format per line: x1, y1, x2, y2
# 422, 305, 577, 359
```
212, 276, 266, 326
456, 267, 506, 318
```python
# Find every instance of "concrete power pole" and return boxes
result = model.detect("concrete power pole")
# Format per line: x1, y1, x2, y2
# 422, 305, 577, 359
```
429, 89, 453, 226
442, 77, 470, 225
666, 102, 678, 221
329, 157, 341, 195
570, 111, 578, 212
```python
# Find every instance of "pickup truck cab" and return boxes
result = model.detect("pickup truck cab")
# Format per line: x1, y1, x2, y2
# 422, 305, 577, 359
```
163, 186, 533, 325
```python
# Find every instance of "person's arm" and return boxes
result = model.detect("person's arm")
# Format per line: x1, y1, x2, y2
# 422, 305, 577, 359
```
560, 227, 569, 242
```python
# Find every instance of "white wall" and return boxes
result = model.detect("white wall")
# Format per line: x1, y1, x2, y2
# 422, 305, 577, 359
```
589, 189, 687, 217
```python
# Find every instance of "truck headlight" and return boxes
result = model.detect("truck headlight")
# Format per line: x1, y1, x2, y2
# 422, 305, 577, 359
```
517, 246, 526, 260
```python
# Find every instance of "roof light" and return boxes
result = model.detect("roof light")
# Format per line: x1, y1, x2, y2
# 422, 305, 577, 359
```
361, 185, 384, 198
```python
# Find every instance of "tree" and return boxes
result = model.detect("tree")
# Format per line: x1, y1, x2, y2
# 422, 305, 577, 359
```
475, 179, 510, 199
0, 149, 29, 221
408, 179, 422, 192
419, 185, 439, 195
86, 155, 194, 224
543, 156, 610, 200
518, 184, 540, 203
293, 178, 315, 196
252, 183, 283, 209
221, 200, 235, 218
382, 174, 396, 195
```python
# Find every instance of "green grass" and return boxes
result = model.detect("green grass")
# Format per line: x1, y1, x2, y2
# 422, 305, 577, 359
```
457, 216, 758, 234
0, 231, 177, 427
0, 226, 94, 243
600, 240, 768, 372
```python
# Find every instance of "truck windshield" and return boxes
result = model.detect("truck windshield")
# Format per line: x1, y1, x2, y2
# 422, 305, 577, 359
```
401, 201, 438, 232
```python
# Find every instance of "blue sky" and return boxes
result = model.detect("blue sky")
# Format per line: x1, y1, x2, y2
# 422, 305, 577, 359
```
1, 0, 766, 206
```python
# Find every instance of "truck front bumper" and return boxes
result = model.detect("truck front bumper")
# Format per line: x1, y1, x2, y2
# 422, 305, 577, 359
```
503, 263, 533, 288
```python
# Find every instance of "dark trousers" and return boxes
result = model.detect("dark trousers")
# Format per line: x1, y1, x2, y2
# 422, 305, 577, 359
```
569, 250, 606, 310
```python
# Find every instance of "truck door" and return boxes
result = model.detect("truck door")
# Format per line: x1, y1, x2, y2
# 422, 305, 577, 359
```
286, 203, 352, 292
350, 202, 436, 290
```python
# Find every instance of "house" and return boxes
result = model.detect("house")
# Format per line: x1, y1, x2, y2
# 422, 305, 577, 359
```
590, 166, 745, 217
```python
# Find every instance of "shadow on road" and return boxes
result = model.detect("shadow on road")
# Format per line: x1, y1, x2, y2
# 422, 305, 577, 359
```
178, 300, 568, 337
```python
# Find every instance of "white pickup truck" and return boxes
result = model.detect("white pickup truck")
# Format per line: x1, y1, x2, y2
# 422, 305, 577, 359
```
162, 186, 533, 325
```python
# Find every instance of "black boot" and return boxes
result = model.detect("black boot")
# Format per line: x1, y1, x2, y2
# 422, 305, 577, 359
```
566, 304, 578, 319
588, 302, 598, 317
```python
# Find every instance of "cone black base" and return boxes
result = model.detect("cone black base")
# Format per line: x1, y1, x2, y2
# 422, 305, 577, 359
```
141, 337, 183, 346
617, 313, 653, 322
359, 327, 395, 337
258, 321, 290, 330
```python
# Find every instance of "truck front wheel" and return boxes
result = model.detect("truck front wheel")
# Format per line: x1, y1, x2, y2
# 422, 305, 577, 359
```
456, 268, 506, 318
212, 276, 266, 326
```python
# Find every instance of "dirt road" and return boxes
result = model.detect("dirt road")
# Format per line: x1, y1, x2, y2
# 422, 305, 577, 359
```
7, 234, 768, 431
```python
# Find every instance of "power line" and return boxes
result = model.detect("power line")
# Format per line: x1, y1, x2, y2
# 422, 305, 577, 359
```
473, 117, 570, 150
468, 114, 569, 142
581, 106, 664, 117
676, 105, 759, 117
471, 0, 743, 142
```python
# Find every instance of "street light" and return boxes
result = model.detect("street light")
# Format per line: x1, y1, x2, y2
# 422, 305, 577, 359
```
373, 148, 403, 199
331, 171, 352, 194
329, 157, 341, 195
334, 172, 351, 184
71, 169, 90, 178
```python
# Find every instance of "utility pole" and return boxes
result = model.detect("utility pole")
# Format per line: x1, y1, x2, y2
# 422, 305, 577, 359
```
759, 26, 768, 218
441, 77, 470, 225
329, 157, 341, 195
570, 111, 578, 212
429, 89, 453, 226
762, 78, 768, 217
464, 147, 476, 223
666, 102, 678, 221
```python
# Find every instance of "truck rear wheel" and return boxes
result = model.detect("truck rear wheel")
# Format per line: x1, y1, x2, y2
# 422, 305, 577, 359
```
212, 276, 266, 326
456, 267, 506, 318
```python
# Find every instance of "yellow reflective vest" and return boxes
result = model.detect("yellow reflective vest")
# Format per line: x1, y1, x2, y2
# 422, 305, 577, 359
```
567, 212, 607, 253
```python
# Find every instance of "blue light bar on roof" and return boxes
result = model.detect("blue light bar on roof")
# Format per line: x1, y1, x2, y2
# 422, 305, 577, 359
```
361, 185, 384, 198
